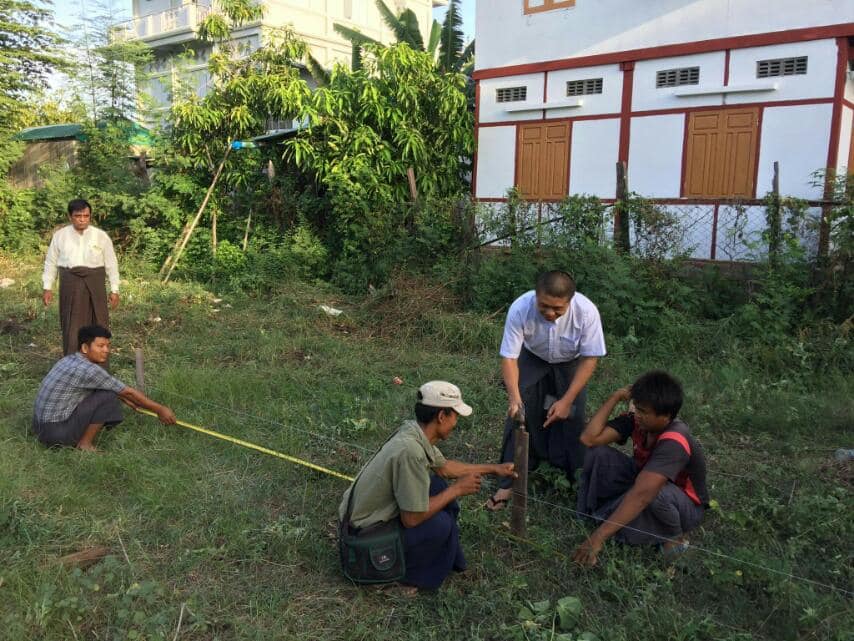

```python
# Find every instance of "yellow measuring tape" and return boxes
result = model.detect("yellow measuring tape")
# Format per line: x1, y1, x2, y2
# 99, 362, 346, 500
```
136, 409, 355, 482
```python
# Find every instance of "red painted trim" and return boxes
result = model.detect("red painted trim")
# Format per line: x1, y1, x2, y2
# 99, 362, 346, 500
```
476, 197, 509, 203
473, 23, 854, 80
710, 203, 719, 259
679, 112, 690, 197
826, 37, 848, 173
844, 99, 854, 111
472, 80, 480, 198
723, 49, 731, 86
566, 120, 574, 193
751, 107, 764, 198
477, 98, 834, 129
630, 97, 833, 119
479, 114, 621, 128
513, 124, 521, 192
618, 62, 635, 164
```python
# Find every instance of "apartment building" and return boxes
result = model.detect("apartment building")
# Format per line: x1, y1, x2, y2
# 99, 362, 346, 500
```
116, 0, 446, 115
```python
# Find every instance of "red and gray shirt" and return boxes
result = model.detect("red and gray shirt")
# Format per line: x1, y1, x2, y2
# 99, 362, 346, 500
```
608, 413, 709, 507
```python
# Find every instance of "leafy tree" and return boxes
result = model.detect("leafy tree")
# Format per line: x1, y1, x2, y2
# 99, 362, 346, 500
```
288, 43, 473, 289
333, 0, 439, 72
63, 0, 153, 122
329, 0, 472, 77
437, 0, 473, 73
0, 0, 69, 132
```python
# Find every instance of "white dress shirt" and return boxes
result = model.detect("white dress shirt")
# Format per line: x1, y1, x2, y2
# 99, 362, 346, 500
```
499, 290, 606, 363
42, 225, 120, 293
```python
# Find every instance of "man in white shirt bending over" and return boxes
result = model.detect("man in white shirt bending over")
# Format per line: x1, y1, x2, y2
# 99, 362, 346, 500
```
42, 199, 120, 355
486, 270, 607, 511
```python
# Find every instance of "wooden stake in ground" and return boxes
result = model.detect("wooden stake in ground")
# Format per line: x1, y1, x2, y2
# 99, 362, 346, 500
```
510, 408, 529, 537
134, 348, 145, 394
160, 144, 232, 284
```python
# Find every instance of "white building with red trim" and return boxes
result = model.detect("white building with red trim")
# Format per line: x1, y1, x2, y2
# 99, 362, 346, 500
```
472, 1, 854, 259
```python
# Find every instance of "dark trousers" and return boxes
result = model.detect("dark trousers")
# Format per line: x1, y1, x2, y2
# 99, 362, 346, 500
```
402, 475, 466, 590
576, 446, 704, 545
498, 348, 588, 489
32, 390, 124, 447
59, 266, 109, 355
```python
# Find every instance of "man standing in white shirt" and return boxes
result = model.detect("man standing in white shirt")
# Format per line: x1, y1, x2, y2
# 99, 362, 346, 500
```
42, 199, 120, 355
486, 270, 607, 511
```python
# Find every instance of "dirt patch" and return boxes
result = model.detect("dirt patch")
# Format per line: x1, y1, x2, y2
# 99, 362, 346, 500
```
357, 273, 460, 339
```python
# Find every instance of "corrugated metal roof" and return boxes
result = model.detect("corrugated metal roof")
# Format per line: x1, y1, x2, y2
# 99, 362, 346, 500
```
15, 123, 84, 141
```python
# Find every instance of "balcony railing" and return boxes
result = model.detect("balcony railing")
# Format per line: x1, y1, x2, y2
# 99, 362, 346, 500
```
113, 3, 211, 42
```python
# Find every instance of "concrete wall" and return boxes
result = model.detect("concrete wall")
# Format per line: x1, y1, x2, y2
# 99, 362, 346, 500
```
476, 126, 517, 198
756, 103, 832, 199
627, 114, 685, 197
568, 118, 620, 198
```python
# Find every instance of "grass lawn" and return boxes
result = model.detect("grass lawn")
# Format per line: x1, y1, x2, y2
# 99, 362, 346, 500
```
1, 252, 851, 641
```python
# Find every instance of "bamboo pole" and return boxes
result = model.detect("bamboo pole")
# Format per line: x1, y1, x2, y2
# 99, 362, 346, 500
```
161, 145, 232, 284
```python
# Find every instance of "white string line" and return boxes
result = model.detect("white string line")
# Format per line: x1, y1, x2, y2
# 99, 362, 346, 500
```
478, 478, 853, 597
7, 345, 853, 596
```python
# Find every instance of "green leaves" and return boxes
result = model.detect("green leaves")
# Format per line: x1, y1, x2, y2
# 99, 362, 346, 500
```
506, 595, 597, 641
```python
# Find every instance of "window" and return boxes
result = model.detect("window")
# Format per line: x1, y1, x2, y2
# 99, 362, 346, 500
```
517, 122, 571, 200
683, 108, 759, 198
524, 0, 575, 15
757, 56, 808, 78
566, 78, 603, 96
497, 86, 527, 103
656, 66, 700, 88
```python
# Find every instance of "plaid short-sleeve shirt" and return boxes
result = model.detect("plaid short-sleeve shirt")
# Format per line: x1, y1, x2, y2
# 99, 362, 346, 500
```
33, 353, 126, 423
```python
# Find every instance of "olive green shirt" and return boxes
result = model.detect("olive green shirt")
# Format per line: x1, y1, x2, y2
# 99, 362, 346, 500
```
339, 420, 447, 529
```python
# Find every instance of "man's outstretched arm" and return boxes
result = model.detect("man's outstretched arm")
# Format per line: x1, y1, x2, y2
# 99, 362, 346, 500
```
118, 387, 177, 425
572, 470, 668, 567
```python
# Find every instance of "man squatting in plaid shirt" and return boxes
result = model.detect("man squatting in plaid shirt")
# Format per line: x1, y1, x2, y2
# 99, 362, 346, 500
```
32, 325, 177, 452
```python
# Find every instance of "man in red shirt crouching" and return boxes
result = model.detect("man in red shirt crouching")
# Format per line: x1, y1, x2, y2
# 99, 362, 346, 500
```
573, 371, 709, 566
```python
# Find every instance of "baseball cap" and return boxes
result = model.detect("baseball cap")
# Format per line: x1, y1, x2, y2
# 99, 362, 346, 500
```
417, 381, 473, 417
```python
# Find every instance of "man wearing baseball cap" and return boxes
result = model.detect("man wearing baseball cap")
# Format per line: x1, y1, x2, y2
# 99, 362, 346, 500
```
339, 381, 516, 591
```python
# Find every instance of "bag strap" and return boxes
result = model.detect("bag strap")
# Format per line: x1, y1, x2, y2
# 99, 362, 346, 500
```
344, 428, 400, 525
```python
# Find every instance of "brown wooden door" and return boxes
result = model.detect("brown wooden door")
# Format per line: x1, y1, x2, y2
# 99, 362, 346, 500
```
517, 122, 570, 200
684, 107, 759, 198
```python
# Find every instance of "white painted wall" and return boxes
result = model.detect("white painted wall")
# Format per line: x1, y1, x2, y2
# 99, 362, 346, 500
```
632, 52, 726, 112
476, 0, 853, 71
476, 126, 518, 198
846, 71, 854, 103
627, 114, 685, 197
478, 74, 546, 123
727, 39, 838, 104
757, 104, 832, 199
546, 64, 623, 117
839, 107, 853, 171
568, 119, 620, 197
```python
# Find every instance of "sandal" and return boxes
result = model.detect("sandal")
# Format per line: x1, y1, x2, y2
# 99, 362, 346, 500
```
659, 539, 690, 562
485, 495, 509, 512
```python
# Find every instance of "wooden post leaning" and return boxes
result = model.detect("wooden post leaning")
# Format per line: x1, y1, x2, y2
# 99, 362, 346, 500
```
134, 348, 145, 394
510, 406, 529, 537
